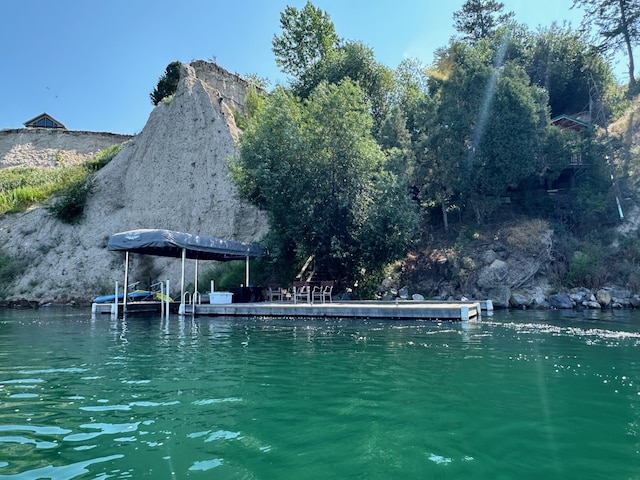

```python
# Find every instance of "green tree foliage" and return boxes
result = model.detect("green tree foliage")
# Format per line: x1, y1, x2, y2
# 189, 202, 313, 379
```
390, 58, 430, 141
272, 2, 393, 136
572, 0, 640, 89
150, 61, 181, 106
231, 81, 417, 290
453, 0, 514, 43
272, 1, 339, 79
416, 42, 491, 229
415, 40, 551, 225
466, 63, 547, 222
523, 24, 615, 117
295, 41, 394, 134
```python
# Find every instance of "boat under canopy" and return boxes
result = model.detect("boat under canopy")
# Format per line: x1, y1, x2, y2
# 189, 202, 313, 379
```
106, 229, 268, 316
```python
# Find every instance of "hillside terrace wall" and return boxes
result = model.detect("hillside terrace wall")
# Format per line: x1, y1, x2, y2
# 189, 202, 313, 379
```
0, 128, 132, 169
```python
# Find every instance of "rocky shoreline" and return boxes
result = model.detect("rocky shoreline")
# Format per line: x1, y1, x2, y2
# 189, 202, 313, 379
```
2, 284, 640, 311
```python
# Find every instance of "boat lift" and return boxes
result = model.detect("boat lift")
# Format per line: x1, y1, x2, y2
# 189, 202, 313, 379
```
105, 229, 268, 318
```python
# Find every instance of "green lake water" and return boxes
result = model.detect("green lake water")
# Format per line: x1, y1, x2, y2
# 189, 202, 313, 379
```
0, 308, 639, 479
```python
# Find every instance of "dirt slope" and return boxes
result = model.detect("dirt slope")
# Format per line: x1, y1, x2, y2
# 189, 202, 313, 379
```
0, 62, 268, 304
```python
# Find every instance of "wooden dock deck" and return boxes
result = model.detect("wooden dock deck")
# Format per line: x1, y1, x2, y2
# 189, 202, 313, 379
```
93, 300, 484, 321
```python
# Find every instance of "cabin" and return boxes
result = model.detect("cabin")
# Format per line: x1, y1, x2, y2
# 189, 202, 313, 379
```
550, 114, 590, 134
546, 113, 593, 194
23, 112, 67, 130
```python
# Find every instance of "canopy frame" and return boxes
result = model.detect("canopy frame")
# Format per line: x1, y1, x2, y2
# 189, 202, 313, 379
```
107, 229, 268, 315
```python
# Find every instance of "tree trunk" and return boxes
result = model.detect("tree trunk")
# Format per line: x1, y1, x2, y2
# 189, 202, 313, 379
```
441, 200, 449, 232
619, 0, 637, 89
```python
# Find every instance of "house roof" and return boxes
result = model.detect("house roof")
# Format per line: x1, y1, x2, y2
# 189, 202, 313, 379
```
23, 112, 67, 129
551, 114, 590, 133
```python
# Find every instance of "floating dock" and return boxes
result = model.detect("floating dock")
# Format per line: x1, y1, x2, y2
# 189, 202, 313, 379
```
93, 300, 485, 321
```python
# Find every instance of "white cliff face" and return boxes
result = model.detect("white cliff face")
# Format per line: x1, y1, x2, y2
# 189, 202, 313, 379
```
0, 62, 268, 304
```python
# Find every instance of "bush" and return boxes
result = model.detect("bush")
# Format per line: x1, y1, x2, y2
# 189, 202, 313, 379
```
150, 61, 181, 106
85, 143, 125, 172
46, 176, 94, 224
566, 247, 608, 288
0, 250, 25, 297
199, 259, 268, 291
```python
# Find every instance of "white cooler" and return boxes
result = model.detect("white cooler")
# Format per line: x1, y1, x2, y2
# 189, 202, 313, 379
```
209, 292, 233, 304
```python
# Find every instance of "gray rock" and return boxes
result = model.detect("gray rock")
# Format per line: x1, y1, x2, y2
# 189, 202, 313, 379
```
486, 286, 511, 308
477, 259, 509, 288
483, 249, 497, 265
583, 300, 601, 309
549, 293, 574, 309
509, 292, 531, 308
596, 289, 612, 307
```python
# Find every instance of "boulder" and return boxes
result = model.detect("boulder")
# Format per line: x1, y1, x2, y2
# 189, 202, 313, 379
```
584, 300, 601, 309
486, 286, 511, 308
482, 249, 498, 265
608, 287, 631, 305
477, 259, 509, 288
596, 289, 612, 307
549, 293, 574, 309
509, 292, 531, 308
569, 287, 591, 304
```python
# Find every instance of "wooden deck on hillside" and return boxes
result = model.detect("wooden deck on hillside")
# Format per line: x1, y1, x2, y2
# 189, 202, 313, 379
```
92, 300, 485, 321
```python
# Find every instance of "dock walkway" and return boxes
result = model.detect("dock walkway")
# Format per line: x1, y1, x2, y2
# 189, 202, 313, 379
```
188, 300, 481, 320
93, 300, 484, 321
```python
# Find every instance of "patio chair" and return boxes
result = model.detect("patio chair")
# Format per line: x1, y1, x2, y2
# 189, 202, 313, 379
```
267, 283, 284, 302
312, 280, 334, 303
293, 281, 311, 304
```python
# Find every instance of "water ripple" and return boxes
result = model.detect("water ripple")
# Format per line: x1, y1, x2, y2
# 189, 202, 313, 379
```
0, 454, 123, 480
63, 422, 140, 442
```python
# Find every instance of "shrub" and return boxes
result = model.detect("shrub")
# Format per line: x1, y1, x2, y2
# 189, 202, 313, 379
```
0, 144, 123, 216
85, 143, 125, 172
150, 61, 181, 106
199, 259, 268, 291
46, 176, 94, 224
0, 250, 25, 297
566, 247, 608, 288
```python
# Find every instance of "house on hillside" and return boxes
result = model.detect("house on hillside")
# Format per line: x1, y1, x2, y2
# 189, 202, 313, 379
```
547, 114, 593, 194
551, 114, 590, 134
23, 112, 67, 130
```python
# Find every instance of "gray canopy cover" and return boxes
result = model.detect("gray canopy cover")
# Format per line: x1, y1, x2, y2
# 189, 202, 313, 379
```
107, 229, 268, 261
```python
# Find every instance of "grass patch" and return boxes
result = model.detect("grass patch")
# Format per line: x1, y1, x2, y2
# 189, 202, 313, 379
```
0, 143, 124, 216
85, 143, 125, 172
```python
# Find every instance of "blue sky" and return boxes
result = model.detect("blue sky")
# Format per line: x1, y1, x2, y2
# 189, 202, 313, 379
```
1, 0, 622, 134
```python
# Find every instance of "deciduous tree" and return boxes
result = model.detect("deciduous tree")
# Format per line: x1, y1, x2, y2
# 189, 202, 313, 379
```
232, 81, 417, 290
272, 1, 339, 79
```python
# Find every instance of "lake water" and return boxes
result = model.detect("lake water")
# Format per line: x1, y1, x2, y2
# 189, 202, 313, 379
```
0, 307, 639, 479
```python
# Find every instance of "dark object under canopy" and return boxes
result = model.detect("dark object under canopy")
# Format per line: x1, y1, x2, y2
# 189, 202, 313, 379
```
107, 229, 268, 261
